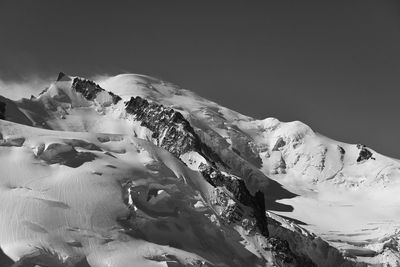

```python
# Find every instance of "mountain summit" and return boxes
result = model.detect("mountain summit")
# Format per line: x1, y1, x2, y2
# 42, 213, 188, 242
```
0, 72, 399, 266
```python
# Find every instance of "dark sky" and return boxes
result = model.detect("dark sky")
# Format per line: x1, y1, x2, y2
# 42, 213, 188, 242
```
1, 0, 400, 157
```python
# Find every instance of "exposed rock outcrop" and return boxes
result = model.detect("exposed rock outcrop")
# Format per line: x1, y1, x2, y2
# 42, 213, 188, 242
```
199, 163, 269, 237
273, 137, 286, 151
356, 144, 375, 162
36, 143, 96, 168
125, 96, 223, 166
338, 145, 346, 162
56, 71, 70, 82
0, 247, 13, 266
72, 77, 121, 104
0, 101, 5, 120
267, 216, 354, 267
126, 97, 197, 156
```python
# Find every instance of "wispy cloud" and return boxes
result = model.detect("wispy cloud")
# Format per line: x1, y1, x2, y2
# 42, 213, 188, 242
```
0, 75, 53, 100
90, 74, 111, 84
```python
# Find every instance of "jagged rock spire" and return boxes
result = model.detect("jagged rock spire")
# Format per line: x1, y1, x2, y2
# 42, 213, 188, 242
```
56, 72, 66, 81
56, 72, 72, 82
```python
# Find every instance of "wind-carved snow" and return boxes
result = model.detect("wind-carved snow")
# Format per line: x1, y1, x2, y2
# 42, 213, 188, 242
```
0, 72, 399, 266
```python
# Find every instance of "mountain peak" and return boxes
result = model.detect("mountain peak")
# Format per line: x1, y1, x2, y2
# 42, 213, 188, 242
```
1, 72, 399, 266
56, 71, 71, 82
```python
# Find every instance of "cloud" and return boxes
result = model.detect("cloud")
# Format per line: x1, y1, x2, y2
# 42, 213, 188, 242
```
0, 75, 53, 100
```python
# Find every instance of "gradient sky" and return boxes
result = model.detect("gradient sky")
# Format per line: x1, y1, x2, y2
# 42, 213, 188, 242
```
1, 0, 400, 157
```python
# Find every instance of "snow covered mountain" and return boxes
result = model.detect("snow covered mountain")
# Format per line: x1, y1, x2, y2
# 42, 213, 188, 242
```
0, 72, 399, 266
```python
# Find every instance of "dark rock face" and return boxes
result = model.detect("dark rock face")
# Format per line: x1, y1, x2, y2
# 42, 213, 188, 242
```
72, 78, 102, 100
0, 101, 6, 120
72, 77, 121, 104
268, 238, 316, 267
356, 144, 374, 162
338, 145, 345, 155
125, 96, 222, 165
0, 96, 34, 127
273, 137, 286, 151
197, 164, 320, 266
56, 72, 71, 82
37, 143, 96, 168
338, 146, 345, 162
126, 96, 197, 157
199, 163, 269, 237
0, 247, 13, 267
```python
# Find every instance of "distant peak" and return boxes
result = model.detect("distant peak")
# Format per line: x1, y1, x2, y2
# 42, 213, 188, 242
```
56, 72, 71, 82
